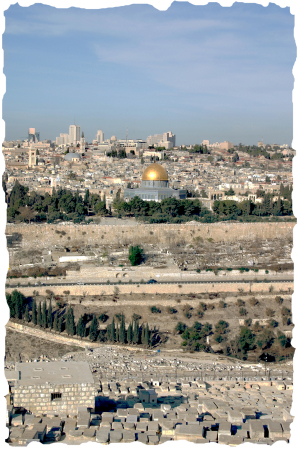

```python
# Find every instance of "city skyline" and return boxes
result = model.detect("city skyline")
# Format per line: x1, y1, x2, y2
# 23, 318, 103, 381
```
2, 2, 295, 146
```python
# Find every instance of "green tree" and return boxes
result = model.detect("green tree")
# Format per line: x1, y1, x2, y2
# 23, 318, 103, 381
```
42, 302, 47, 328
127, 323, 133, 343
238, 327, 255, 353
133, 319, 140, 344
47, 300, 53, 329
58, 314, 64, 333
24, 305, 30, 322
32, 298, 37, 325
66, 306, 76, 336
53, 313, 58, 331
77, 315, 86, 338
6, 290, 26, 319
111, 317, 116, 342
143, 323, 149, 346
175, 322, 186, 334
89, 315, 98, 341
128, 245, 143, 266
119, 314, 126, 343
37, 302, 42, 327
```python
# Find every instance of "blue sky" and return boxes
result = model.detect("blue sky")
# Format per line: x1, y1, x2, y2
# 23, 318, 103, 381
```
2, 2, 296, 145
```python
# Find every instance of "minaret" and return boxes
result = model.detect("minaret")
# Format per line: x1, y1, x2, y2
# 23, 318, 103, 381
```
80, 132, 86, 152
28, 148, 37, 167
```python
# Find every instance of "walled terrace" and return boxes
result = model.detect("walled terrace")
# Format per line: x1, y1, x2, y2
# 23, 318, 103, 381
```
6, 221, 294, 273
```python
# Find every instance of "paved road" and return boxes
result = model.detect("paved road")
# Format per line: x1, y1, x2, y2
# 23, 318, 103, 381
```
7, 279, 293, 288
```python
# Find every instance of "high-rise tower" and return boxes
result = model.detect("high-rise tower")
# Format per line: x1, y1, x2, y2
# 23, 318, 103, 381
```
69, 125, 81, 146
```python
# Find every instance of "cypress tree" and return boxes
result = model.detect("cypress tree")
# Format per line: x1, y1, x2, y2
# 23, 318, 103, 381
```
53, 313, 58, 332
89, 315, 98, 342
111, 317, 116, 342
84, 189, 90, 206
42, 302, 47, 328
141, 324, 145, 344
58, 314, 64, 333
32, 298, 37, 325
133, 319, 139, 344
24, 305, 30, 323
37, 302, 42, 327
119, 314, 126, 343
15, 296, 22, 319
66, 306, 75, 336
127, 323, 132, 343
144, 323, 150, 347
106, 324, 111, 341
47, 300, 53, 329
77, 315, 86, 338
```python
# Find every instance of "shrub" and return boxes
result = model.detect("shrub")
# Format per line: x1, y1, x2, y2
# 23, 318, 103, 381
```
249, 297, 259, 306
175, 322, 186, 334
237, 299, 245, 307
197, 310, 204, 319
150, 306, 161, 314
215, 320, 229, 335
267, 319, 278, 328
265, 308, 275, 318
281, 306, 291, 317
244, 318, 252, 327
239, 307, 247, 316
132, 313, 142, 321
282, 316, 292, 326
98, 313, 108, 323
252, 321, 263, 332
128, 245, 143, 266
167, 306, 177, 314
277, 331, 288, 348
219, 300, 226, 308
275, 296, 283, 305
196, 268, 201, 273
199, 302, 207, 311
183, 304, 192, 319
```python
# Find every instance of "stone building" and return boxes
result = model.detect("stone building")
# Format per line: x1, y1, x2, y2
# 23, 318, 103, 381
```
11, 361, 95, 417
124, 162, 186, 202
139, 389, 158, 404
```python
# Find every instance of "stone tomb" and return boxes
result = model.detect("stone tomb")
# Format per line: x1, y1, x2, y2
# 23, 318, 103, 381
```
12, 361, 95, 417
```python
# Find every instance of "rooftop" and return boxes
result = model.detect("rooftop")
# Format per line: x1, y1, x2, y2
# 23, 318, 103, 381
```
14, 361, 94, 386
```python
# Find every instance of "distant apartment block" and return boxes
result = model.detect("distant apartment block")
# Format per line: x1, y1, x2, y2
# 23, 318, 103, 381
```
28, 128, 40, 143
56, 133, 69, 147
96, 130, 104, 143
147, 131, 176, 149
220, 141, 234, 151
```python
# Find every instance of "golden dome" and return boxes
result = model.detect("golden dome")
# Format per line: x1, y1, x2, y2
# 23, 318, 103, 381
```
142, 163, 168, 181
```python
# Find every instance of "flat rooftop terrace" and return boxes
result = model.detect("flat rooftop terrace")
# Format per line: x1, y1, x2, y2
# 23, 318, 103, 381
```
14, 361, 94, 386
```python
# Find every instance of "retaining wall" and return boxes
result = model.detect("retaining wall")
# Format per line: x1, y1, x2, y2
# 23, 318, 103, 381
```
5, 281, 293, 298
6, 221, 294, 250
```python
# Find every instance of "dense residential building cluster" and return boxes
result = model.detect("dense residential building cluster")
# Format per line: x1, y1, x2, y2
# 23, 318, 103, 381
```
2, 127, 294, 223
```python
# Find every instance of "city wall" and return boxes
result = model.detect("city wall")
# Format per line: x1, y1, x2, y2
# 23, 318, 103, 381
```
6, 221, 294, 250
5, 281, 293, 299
